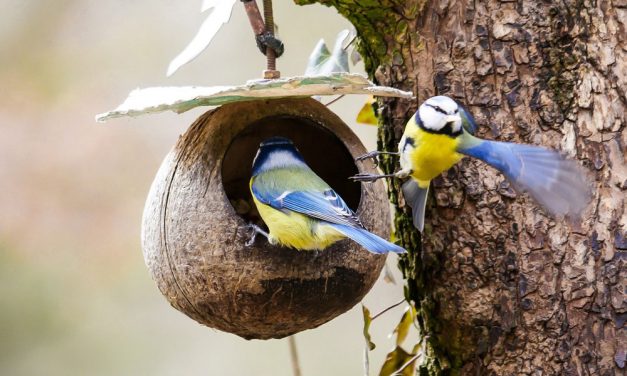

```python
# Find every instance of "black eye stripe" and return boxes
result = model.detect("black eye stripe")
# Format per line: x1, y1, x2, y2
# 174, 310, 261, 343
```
416, 115, 462, 137
426, 103, 448, 115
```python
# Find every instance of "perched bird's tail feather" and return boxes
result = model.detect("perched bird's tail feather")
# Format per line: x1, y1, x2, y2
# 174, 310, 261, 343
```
330, 224, 406, 254
459, 138, 591, 218
401, 179, 429, 232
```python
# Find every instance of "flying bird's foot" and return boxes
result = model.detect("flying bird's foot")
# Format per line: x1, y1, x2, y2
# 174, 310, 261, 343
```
394, 169, 411, 179
245, 223, 270, 247
355, 151, 399, 167
349, 173, 396, 182
355, 151, 382, 165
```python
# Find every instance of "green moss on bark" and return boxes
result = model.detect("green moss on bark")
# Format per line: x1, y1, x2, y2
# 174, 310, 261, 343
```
543, 2, 585, 113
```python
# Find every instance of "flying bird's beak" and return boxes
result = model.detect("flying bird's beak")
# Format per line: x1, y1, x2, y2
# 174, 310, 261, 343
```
446, 114, 461, 123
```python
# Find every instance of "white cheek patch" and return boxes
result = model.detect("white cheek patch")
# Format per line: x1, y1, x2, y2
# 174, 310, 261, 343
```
452, 121, 462, 133
419, 106, 435, 123
419, 106, 445, 131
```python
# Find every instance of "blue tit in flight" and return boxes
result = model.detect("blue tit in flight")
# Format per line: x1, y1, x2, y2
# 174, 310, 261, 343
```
247, 137, 406, 254
352, 95, 592, 231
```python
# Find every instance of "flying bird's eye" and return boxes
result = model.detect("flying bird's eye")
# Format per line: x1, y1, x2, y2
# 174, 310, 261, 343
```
426, 103, 447, 115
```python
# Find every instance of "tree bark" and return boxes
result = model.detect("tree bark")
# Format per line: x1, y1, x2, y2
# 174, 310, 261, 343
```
296, 1, 625, 374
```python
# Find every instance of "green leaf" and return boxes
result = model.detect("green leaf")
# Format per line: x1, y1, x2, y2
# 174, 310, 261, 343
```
350, 47, 362, 65
378, 346, 417, 376
167, 0, 236, 76
362, 304, 376, 351
345, 28, 362, 65
393, 305, 416, 346
305, 30, 350, 76
305, 39, 331, 75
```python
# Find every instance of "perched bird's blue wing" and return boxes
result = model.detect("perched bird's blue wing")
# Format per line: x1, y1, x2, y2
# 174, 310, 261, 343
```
277, 190, 405, 254
252, 182, 405, 254
401, 179, 430, 232
458, 137, 591, 217
263, 188, 363, 228
250, 179, 279, 205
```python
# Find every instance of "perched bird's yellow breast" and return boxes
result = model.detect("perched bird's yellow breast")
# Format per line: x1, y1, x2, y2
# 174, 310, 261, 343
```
403, 127, 463, 187
252, 196, 344, 251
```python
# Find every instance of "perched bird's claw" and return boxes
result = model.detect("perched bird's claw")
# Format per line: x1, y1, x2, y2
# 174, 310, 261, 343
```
245, 223, 269, 247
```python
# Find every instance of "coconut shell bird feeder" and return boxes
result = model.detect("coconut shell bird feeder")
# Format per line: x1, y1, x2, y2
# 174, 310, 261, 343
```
97, 0, 413, 340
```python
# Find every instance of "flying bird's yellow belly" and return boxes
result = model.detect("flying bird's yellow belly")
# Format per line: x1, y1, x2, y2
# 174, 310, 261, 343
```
253, 196, 345, 251
409, 131, 463, 186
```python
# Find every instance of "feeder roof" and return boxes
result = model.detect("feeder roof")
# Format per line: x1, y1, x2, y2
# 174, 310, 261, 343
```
95, 73, 414, 122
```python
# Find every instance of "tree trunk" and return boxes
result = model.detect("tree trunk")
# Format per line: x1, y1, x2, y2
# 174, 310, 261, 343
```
297, 1, 625, 374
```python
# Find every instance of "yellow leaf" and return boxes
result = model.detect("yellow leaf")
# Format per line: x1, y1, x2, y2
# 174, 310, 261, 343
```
378, 346, 417, 376
393, 306, 415, 346
362, 304, 376, 350
356, 95, 378, 125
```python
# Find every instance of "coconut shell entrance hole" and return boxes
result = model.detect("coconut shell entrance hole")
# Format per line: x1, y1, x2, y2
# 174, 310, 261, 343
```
142, 98, 391, 340
222, 115, 361, 224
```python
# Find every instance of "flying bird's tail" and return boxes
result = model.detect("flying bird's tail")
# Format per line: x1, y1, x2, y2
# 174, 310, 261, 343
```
330, 224, 406, 254
401, 179, 430, 232
458, 137, 591, 218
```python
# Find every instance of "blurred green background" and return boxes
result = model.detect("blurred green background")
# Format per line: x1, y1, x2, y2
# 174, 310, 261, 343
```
0, 1, 409, 375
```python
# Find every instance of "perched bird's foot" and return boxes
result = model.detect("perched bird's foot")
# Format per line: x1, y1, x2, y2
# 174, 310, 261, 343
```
245, 224, 270, 247
349, 173, 396, 182
355, 151, 399, 167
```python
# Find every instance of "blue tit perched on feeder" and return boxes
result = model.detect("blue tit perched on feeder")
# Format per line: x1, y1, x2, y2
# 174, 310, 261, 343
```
353, 95, 592, 231
247, 137, 406, 254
